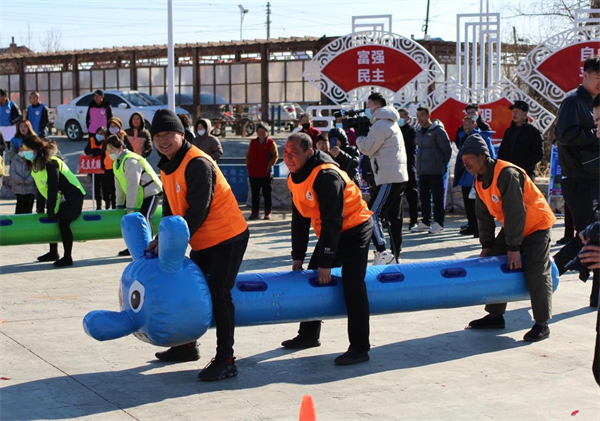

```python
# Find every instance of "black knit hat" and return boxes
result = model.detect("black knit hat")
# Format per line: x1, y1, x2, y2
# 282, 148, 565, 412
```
151, 109, 185, 136
461, 134, 490, 158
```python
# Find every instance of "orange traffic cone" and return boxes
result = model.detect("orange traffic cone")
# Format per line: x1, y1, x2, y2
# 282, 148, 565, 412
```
299, 395, 317, 421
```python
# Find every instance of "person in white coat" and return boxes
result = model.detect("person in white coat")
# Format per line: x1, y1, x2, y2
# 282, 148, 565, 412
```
356, 93, 408, 265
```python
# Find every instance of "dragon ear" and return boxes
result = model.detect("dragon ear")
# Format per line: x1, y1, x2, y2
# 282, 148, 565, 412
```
158, 216, 190, 273
121, 213, 152, 260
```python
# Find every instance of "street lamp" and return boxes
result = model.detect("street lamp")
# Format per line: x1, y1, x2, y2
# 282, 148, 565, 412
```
238, 4, 249, 41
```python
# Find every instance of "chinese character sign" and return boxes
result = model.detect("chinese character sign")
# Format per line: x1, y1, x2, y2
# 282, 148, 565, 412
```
536, 41, 600, 93
78, 155, 103, 174
321, 45, 423, 93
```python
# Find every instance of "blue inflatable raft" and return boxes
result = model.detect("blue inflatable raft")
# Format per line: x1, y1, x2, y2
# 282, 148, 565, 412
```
83, 214, 560, 347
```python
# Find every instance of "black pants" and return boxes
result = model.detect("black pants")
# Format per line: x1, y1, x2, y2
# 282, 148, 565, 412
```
36, 189, 46, 214
404, 174, 419, 227
140, 194, 161, 236
419, 174, 445, 226
485, 229, 553, 322
189, 230, 249, 360
559, 177, 599, 303
593, 305, 600, 386
91, 173, 104, 210
563, 203, 575, 239
102, 169, 116, 209
15, 194, 35, 214
461, 186, 477, 230
297, 219, 372, 352
368, 182, 406, 254
49, 194, 84, 259
249, 176, 272, 213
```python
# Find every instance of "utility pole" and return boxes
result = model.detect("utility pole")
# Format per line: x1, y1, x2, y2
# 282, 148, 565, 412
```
266, 2, 271, 39
422, 0, 431, 38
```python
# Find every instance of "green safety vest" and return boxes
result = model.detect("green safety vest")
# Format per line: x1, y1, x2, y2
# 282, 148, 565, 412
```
31, 156, 86, 214
113, 150, 162, 209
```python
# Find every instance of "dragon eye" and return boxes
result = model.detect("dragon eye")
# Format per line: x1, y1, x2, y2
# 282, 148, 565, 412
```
129, 280, 145, 313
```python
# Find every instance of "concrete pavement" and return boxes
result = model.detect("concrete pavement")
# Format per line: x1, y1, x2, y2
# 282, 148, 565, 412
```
0, 199, 599, 420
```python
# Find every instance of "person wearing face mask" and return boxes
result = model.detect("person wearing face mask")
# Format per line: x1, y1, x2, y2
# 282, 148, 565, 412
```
192, 117, 223, 161
9, 142, 36, 214
356, 93, 408, 265
104, 135, 162, 257
84, 126, 108, 210
298, 113, 321, 148
103, 117, 132, 209
8, 119, 37, 161
85, 90, 112, 143
245, 121, 278, 220
125, 112, 152, 158
23, 134, 86, 267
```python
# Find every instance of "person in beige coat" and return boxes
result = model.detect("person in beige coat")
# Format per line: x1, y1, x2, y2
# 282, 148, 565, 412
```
192, 117, 223, 161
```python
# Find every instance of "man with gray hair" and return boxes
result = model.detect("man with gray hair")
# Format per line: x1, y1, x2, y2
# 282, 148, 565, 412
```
280, 132, 374, 365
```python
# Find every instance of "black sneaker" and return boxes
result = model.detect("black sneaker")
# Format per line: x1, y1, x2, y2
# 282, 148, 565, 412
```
53, 257, 73, 267
198, 357, 237, 381
281, 335, 321, 349
38, 252, 60, 262
468, 314, 505, 329
118, 249, 131, 256
460, 224, 470, 232
460, 228, 478, 236
523, 323, 550, 342
334, 349, 370, 366
155, 342, 199, 362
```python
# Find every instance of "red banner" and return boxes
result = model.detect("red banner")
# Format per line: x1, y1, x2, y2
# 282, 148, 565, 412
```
430, 97, 516, 142
322, 45, 422, 93
78, 155, 103, 174
536, 41, 600, 93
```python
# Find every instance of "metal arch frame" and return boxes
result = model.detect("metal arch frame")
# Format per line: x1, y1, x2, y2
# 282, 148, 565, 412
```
515, 19, 600, 108
303, 30, 444, 106
352, 15, 393, 34
456, 13, 501, 103
422, 77, 556, 134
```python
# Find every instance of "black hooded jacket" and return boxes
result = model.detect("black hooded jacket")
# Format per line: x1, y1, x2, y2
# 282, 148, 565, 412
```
290, 149, 366, 268
497, 121, 543, 179
125, 112, 153, 158
328, 127, 361, 187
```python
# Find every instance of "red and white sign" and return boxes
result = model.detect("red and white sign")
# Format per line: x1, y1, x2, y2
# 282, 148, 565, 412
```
321, 45, 422, 93
536, 41, 600, 93
78, 155, 103, 174
430, 97, 517, 142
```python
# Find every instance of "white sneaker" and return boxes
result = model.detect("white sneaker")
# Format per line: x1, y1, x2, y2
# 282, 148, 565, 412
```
411, 222, 430, 232
373, 250, 395, 265
429, 222, 443, 234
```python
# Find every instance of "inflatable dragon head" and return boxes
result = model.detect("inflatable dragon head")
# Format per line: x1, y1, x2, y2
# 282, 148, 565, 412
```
83, 213, 213, 347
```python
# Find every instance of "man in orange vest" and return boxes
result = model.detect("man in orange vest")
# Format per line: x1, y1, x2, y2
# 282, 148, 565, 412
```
281, 132, 374, 365
147, 109, 249, 382
462, 134, 556, 342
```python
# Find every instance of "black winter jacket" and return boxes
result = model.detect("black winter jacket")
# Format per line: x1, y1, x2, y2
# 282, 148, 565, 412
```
554, 85, 600, 179
497, 121, 543, 179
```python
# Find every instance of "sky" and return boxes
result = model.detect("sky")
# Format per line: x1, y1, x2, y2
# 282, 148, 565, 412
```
0, 0, 574, 53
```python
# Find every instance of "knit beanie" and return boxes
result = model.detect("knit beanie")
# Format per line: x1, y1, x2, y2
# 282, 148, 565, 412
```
328, 127, 348, 147
461, 133, 490, 157
151, 109, 185, 136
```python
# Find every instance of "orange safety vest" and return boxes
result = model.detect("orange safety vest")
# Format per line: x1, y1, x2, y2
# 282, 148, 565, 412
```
288, 163, 372, 237
90, 136, 113, 170
161, 146, 247, 251
475, 160, 556, 237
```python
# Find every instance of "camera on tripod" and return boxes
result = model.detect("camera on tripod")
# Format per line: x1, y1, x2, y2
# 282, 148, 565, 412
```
334, 109, 372, 137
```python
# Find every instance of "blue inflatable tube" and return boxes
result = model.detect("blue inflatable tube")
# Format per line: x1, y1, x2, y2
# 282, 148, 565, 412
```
83, 214, 559, 348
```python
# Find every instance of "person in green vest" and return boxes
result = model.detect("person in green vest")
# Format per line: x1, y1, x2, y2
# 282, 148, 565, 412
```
22, 135, 86, 267
104, 135, 163, 256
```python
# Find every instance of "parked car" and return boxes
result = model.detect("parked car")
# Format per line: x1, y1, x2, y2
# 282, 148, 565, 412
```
154, 92, 228, 119
250, 103, 297, 130
55, 90, 190, 141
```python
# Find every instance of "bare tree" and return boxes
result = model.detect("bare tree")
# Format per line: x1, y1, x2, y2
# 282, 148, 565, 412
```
18, 23, 36, 52
502, 0, 600, 43
39, 27, 63, 53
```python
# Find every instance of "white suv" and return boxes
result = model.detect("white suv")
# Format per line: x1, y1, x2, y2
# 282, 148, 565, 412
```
55, 90, 190, 141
